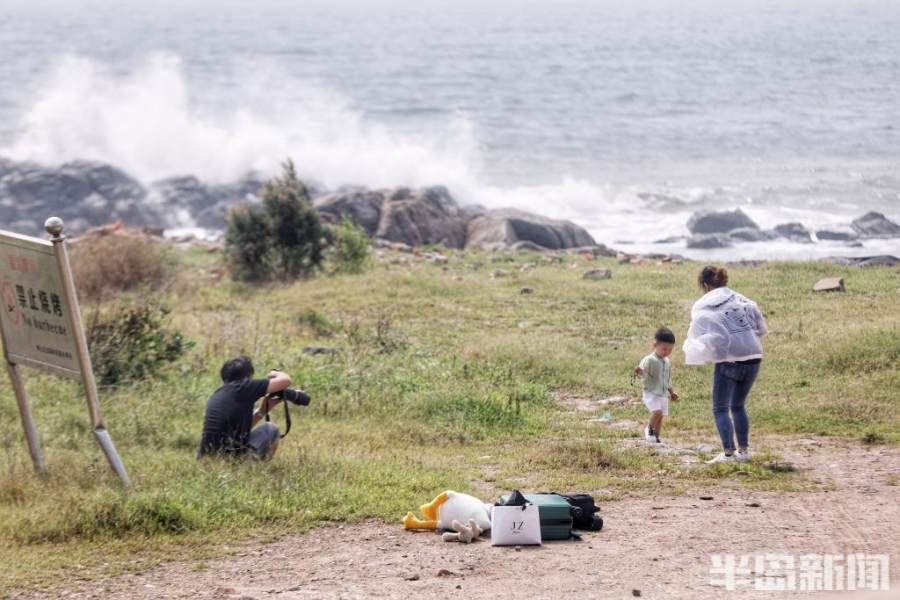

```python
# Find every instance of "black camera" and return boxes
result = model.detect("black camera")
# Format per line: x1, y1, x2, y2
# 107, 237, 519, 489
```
273, 388, 311, 406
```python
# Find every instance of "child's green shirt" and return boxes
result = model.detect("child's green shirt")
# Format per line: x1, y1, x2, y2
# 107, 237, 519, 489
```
638, 352, 672, 397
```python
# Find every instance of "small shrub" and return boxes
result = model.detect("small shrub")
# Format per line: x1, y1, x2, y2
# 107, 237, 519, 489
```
329, 217, 370, 274
88, 304, 193, 385
225, 160, 326, 282
71, 234, 168, 301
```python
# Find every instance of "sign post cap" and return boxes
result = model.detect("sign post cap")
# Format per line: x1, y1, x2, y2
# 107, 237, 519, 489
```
44, 217, 64, 237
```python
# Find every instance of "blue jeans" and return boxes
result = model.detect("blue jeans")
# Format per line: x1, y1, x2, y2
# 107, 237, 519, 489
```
712, 361, 760, 451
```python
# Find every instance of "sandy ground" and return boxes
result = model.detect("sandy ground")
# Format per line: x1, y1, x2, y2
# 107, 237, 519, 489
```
19, 436, 898, 600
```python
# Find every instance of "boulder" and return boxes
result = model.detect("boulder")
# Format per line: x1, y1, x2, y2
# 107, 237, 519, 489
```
813, 277, 844, 292
772, 222, 813, 243
816, 229, 858, 241
822, 255, 899, 267
313, 190, 385, 236
686, 234, 733, 249
149, 174, 263, 229
687, 209, 758, 234
315, 186, 469, 248
851, 211, 900, 238
0, 160, 151, 234
729, 228, 777, 242
466, 208, 595, 250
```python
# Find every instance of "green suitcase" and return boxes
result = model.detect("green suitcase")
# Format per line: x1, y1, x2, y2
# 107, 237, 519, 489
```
499, 493, 574, 540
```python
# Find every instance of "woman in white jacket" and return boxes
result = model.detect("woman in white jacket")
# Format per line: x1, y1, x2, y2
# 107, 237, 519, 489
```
683, 266, 768, 464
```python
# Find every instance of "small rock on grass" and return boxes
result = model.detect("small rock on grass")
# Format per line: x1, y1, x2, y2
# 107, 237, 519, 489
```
813, 277, 844, 292
583, 268, 612, 280
520, 287, 534, 294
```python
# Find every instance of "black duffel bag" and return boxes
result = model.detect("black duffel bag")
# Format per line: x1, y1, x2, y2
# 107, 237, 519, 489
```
561, 493, 604, 531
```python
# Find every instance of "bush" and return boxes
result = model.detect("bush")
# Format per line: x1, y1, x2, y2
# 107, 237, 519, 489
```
329, 217, 371, 274
225, 160, 326, 282
225, 205, 272, 282
87, 304, 193, 386
70, 234, 169, 301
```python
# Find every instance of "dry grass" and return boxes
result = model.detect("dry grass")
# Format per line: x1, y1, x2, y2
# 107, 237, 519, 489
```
70, 233, 170, 301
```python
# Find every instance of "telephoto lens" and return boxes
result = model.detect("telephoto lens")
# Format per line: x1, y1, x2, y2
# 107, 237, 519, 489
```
278, 388, 311, 405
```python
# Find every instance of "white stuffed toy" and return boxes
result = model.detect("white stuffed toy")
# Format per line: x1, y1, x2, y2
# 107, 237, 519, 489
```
402, 491, 491, 540
441, 519, 483, 543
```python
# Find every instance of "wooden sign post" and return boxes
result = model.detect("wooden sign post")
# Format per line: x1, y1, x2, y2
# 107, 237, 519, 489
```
0, 217, 130, 486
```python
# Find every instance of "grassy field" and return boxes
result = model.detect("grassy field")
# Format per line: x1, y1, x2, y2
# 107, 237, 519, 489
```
1, 244, 898, 593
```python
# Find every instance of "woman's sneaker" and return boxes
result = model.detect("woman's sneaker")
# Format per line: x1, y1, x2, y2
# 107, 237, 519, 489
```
706, 452, 736, 464
644, 426, 656, 441
736, 449, 751, 463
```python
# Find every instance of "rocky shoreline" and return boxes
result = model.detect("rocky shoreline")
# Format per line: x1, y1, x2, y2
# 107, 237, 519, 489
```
1, 158, 898, 264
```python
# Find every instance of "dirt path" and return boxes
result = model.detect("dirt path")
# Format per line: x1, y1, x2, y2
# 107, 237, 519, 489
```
19, 437, 900, 600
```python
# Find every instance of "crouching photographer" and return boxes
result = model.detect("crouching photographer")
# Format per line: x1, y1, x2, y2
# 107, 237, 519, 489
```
197, 355, 310, 460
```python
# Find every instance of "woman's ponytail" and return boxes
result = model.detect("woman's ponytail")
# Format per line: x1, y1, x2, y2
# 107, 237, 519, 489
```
698, 265, 728, 291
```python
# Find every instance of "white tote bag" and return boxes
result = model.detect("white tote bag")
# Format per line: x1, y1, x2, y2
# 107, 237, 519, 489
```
490, 504, 542, 546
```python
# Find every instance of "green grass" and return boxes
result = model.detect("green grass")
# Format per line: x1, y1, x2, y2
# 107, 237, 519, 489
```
1, 248, 898, 593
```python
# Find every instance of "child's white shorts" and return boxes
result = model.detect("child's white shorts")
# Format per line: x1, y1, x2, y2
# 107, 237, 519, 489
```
642, 391, 669, 416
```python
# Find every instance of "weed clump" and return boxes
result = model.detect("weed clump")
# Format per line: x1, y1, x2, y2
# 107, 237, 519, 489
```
88, 304, 193, 385
71, 233, 169, 301
328, 217, 371, 274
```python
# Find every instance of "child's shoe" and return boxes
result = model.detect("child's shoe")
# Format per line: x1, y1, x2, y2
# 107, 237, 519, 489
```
644, 426, 655, 441
736, 449, 751, 463
706, 452, 736, 464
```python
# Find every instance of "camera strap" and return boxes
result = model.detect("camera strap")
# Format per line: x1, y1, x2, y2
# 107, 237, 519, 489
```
262, 395, 292, 438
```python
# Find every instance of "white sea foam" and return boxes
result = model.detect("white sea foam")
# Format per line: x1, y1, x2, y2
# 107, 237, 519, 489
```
3, 53, 480, 190
2, 53, 898, 260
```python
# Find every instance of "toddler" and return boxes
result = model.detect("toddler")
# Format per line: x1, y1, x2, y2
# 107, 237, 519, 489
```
634, 327, 679, 443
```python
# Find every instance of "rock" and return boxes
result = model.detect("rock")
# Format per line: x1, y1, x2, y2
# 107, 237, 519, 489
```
729, 227, 777, 242
565, 244, 618, 257
653, 235, 686, 244
632, 589, 642, 597
813, 277, 844, 292
855, 255, 900, 267
151, 174, 263, 229
816, 229, 858, 241
509, 240, 549, 252
686, 234, 733, 249
851, 211, 900, 238
466, 208, 596, 250
520, 287, 534, 294
302, 346, 344, 355
313, 190, 384, 235
0, 160, 152, 234
422, 252, 448, 264
583, 268, 612, 280
687, 209, 758, 234
404, 574, 420, 581
316, 186, 469, 248
772, 222, 813, 243
822, 255, 899, 267
436, 569, 455, 577
489, 269, 508, 279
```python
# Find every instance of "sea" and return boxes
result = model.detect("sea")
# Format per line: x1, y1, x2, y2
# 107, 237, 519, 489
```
1, 0, 899, 260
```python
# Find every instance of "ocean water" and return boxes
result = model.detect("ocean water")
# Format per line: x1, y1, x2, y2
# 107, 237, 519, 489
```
1, 0, 899, 259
